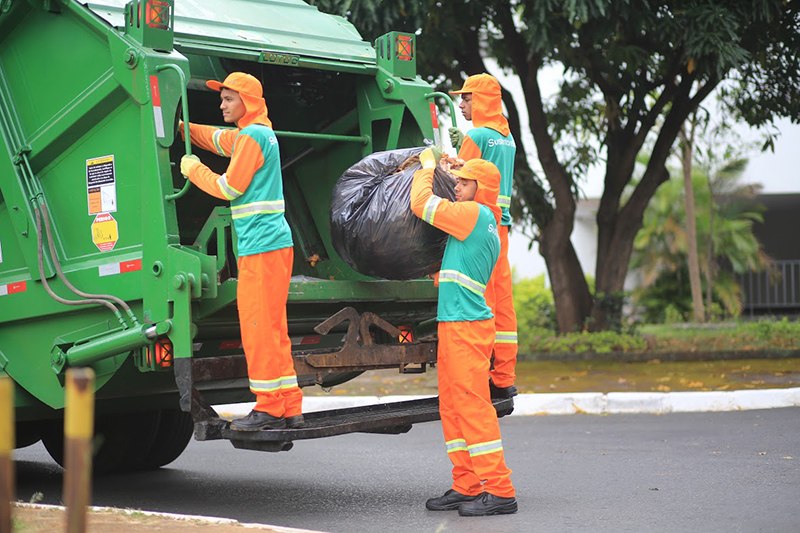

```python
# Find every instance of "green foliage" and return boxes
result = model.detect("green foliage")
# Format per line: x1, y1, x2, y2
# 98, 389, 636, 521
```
526, 330, 648, 355
631, 152, 768, 322
310, 0, 800, 332
512, 275, 556, 349
750, 318, 800, 344
640, 319, 800, 351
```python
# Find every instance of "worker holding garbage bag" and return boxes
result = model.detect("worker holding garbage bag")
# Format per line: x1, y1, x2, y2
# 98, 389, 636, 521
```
410, 147, 518, 517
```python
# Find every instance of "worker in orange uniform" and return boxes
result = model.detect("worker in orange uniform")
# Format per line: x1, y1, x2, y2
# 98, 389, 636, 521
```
449, 73, 519, 399
411, 147, 518, 516
180, 72, 303, 431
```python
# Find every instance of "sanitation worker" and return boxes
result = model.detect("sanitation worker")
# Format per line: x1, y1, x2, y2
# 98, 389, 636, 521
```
411, 147, 518, 516
179, 72, 303, 431
449, 73, 519, 399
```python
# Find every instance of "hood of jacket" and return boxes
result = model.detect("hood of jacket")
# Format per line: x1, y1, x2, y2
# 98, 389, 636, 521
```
450, 73, 509, 136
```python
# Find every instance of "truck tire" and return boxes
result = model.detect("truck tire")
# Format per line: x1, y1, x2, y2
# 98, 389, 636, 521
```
134, 409, 194, 470
15, 421, 44, 449
41, 412, 160, 475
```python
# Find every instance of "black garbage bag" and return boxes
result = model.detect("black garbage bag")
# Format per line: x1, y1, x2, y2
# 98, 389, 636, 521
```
330, 147, 456, 280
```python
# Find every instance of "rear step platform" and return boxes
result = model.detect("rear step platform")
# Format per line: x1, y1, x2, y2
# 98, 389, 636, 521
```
220, 396, 514, 453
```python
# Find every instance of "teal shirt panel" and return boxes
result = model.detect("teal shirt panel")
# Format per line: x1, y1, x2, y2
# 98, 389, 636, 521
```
231, 124, 293, 257
437, 204, 501, 322
466, 127, 516, 226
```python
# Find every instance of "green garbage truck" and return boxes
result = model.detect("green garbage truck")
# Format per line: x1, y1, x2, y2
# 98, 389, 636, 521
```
0, 0, 511, 472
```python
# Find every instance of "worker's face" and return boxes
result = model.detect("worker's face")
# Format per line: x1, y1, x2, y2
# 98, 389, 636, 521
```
220, 88, 246, 124
458, 93, 473, 121
455, 177, 477, 202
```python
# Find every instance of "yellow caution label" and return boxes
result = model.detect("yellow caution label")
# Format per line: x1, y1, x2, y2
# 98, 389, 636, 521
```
91, 212, 118, 252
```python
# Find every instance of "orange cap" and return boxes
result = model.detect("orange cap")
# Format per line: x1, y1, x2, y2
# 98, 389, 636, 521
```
451, 158, 499, 185
449, 73, 501, 96
206, 72, 263, 99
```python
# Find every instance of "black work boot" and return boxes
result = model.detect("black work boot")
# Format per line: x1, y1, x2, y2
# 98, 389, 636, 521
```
458, 492, 518, 516
285, 414, 305, 429
489, 380, 519, 400
425, 489, 479, 511
230, 410, 286, 431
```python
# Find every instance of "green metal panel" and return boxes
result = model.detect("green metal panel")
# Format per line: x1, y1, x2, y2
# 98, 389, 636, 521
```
0, 0, 441, 417
86, 0, 376, 65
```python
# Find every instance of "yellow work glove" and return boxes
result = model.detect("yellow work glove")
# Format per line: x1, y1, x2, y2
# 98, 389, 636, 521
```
180, 154, 201, 177
419, 146, 442, 169
448, 127, 464, 150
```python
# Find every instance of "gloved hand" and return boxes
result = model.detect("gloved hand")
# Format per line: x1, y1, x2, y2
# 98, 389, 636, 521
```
448, 127, 464, 150
419, 146, 442, 169
180, 154, 201, 177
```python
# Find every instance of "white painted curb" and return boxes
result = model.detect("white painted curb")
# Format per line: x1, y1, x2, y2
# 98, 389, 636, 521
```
14, 503, 325, 533
214, 387, 800, 418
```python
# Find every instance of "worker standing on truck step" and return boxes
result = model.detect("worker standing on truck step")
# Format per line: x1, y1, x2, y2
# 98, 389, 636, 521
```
179, 72, 303, 431
410, 148, 518, 517
448, 73, 519, 401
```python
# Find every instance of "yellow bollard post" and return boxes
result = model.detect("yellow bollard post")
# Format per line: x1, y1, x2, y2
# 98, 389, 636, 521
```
63, 368, 95, 533
0, 377, 14, 533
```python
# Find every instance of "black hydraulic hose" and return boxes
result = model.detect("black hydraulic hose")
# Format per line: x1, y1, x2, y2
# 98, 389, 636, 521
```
33, 203, 128, 329
39, 205, 140, 326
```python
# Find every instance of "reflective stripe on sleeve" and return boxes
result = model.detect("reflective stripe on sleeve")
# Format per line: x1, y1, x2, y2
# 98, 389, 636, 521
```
212, 129, 227, 156
422, 195, 442, 225
497, 195, 511, 209
495, 331, 518, 344
217, 173, 243, 200
438, 269, 486, 296
231, 200, 285, 219
446, 438, 468, 454
467, 439, 504, 457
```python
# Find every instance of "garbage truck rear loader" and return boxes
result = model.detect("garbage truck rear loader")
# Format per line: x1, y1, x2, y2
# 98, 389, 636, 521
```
0, 0, 511, 472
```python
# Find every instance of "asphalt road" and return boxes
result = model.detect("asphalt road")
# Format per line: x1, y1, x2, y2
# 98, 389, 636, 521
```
14, 408, 800, 533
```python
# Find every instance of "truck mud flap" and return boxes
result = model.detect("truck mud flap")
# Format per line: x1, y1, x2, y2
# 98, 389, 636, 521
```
219, 396, 514, 453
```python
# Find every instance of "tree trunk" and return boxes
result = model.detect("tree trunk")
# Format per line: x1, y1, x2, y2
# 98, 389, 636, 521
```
539, 215, 593, 332
680, 123, 705, 322
705, 178, 716, 309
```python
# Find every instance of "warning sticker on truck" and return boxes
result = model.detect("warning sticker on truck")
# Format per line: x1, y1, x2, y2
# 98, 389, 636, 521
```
0, 280, 26, 297
87, 155, 117, 215
91, 212, 118, 252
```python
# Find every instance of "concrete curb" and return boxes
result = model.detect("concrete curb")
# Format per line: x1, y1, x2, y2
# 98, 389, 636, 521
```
14, 503, 324, 533
214, 387, 800, 419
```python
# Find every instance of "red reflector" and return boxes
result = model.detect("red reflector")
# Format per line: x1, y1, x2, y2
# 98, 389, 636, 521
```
300, 335, 321, 345
146, 0, 170, 30
396, 35, 413, 61
154, 339, 173, 367
398, 326, 414, 344
219, 340, 243, 350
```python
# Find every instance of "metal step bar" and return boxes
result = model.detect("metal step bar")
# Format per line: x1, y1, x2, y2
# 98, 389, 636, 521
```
216, 396, 515, 453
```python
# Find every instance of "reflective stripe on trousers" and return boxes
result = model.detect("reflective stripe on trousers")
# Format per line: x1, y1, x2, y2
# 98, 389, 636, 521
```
438, 320, 515, 498
237, 248, 303, 418
488, 225, 518, 388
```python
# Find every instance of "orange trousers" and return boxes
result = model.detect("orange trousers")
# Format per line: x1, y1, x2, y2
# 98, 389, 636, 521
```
489, 225, 518, 388
438, 320, 515, 498
237, 247, 303, 418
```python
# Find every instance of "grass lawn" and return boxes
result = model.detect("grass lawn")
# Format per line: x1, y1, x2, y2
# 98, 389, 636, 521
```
305, 357, 800, 396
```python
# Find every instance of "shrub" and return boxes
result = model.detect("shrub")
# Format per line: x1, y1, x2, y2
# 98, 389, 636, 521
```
526, 330, 648, 355
512, 274, 556, 350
